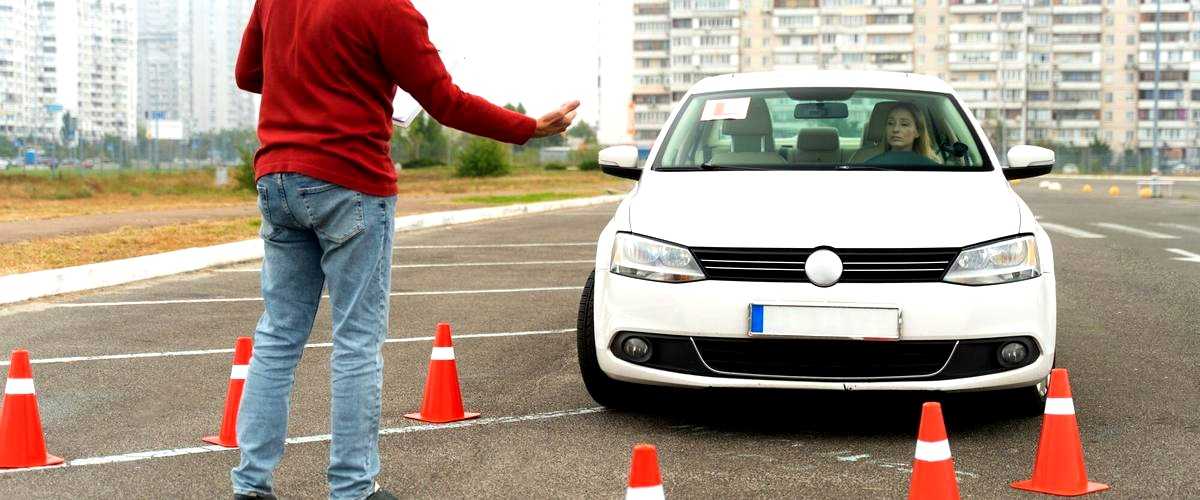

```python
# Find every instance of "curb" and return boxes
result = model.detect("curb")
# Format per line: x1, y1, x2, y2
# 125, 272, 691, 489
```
0, 194, 625, 305
1041, 174, 1200, 183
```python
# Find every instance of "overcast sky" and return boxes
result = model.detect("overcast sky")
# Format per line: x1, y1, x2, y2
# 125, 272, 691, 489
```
411, 0, 632, 144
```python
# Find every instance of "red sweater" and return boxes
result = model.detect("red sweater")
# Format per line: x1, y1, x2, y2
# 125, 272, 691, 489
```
235, 0, 536, 196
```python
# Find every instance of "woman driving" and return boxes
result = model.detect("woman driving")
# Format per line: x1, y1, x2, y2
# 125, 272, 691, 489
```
865, 102, 941, 166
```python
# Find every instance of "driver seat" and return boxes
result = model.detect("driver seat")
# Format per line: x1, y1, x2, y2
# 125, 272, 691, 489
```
721, 97, 776, 153
848, 101, 898, 164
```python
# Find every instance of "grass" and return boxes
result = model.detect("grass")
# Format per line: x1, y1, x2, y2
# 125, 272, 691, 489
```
0, 217, 261, 275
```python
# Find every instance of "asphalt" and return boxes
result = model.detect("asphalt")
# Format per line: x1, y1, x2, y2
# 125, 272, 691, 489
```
0, 184, 1197, 498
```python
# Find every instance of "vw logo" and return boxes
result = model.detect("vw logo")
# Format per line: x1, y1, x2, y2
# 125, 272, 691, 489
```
805, 249, 843, 287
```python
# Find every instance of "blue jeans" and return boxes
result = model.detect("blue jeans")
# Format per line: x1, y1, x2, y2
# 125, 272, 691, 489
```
232, 173, 396, 500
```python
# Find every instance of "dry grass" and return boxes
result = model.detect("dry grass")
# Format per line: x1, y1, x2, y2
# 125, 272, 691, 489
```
0, 217, 261, 275
396, 165, 631, 197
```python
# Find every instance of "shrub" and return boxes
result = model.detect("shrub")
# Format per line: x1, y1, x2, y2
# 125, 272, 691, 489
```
543, 162, 567, 171
455, 138, 509, 177
403, 158, 441, 168
572, 147, 600, 171
234, 147, 256, 191
578, 158, 600, 171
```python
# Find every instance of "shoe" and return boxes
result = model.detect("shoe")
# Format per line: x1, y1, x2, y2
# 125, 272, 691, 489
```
233, 493, 277, 500
365, 484, 398, 500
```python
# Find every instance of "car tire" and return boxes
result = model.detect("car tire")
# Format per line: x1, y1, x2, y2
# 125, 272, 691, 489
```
577, 270, 646, 410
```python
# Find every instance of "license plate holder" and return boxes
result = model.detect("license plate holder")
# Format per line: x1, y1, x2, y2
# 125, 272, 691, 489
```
748, 303, 901, 340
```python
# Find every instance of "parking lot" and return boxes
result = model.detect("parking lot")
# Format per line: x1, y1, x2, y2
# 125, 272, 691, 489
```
0, 183, 1198, 498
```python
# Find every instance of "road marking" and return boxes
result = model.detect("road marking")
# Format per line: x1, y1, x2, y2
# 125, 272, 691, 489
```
51, 286, 583, 308
1156, 223, 1200, 235
1092, 223, 1179, 239
216, 260, 593, 273
1, 329, 575, 366
0, 407, 604, 475
1165, 248, 1200, 263
1038, 222, 1106, 239
394, 242, 594, 250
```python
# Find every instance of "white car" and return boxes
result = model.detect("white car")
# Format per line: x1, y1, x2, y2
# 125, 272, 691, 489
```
578, 71, 1057, 413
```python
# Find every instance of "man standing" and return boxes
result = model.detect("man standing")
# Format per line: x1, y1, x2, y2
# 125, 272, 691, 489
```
231, 1, 578, 498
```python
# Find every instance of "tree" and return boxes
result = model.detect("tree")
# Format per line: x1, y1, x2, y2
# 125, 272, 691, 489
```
567, 121, 598, 145
0, 136, 16, 158
60, 112, 77, 148
1086, 138, 1113, 172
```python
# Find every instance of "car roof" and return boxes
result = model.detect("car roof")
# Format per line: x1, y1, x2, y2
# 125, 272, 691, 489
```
687, 70, 956, 96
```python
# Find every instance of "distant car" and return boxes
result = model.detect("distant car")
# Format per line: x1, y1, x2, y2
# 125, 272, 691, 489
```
580, 71, 1058, 415
1061, 164, 1079, 174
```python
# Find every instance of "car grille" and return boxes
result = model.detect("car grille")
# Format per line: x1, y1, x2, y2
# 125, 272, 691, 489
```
691, 247, 960, 283
692, 337, 957, 379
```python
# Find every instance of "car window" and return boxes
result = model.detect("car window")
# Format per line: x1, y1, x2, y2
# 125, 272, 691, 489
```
655, 87, 991, 171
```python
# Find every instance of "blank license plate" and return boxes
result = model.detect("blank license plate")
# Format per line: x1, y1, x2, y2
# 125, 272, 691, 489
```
749, 304, 900, 340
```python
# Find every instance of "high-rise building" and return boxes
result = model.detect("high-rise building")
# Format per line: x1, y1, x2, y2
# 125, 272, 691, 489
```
0, 0, 138, 141
632, 0, 1200, 166
188, 0, 256, 134
138, 0, 190, 129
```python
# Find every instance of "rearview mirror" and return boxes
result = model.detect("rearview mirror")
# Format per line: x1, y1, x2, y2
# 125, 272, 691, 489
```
598, 145, 642, 180
794, 102, 849, 119
1004, 145, 1054, 180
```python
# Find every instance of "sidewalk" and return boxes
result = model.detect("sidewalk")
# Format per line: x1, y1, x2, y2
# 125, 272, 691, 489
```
0, 196, 490, 245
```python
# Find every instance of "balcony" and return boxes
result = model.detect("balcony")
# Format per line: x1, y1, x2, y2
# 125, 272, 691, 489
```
1051, 24, 1103, 34
862, 24, 914, 35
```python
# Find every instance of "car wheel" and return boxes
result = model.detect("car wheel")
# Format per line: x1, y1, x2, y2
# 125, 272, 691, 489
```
577, 270, 645, 410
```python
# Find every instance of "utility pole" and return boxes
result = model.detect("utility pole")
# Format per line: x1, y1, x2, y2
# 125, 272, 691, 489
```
1151, 0, 1162, 174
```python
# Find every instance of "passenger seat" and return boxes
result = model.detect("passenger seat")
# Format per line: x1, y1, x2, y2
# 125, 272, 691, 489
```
793, 128, 840, 165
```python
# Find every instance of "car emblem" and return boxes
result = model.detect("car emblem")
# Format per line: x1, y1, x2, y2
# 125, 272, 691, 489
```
805, 249, 843, 287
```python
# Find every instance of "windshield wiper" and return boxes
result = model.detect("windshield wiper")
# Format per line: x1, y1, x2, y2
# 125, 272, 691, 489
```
835, 165, 896, 171
693, 160, 775, 171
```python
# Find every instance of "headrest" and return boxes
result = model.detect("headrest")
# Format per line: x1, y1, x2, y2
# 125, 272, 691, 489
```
863, 101, 900, 146
797, 127, 839, 152
722, 98, 772, 136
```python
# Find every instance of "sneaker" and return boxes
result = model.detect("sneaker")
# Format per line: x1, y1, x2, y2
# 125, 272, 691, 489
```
233, 493, 277, 500
365, 483, 398, 500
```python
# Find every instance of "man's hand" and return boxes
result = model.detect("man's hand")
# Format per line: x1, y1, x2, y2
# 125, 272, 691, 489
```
532, 100, 581, 138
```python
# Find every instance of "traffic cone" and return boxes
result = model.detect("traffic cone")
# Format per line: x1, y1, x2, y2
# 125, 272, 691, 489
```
1107, 185, 1120, 196
1012, 369, 1109, 496
0, 350, 63, 468
405, 323, 479, 423
626, 444, 664, 500
909, 402, 960, 500
202, 337, 252, 447
1081, 184, 1093, 193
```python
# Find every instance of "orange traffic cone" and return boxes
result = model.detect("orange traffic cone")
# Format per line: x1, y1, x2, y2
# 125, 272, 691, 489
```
405, 323, 479, 423
626, 444, 665, 500
909, 402, 960, 500
203, 337, 252, 447
1012, 369, 1109, 496
0, 350, 64, 468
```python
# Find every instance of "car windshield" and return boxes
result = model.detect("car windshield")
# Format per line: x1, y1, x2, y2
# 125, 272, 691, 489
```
653, 87, 991, 172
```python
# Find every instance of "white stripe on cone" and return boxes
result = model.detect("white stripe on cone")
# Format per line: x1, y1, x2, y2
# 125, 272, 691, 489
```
625, 485, 665, 500
4, 378, 35, 395
430, 347, 455, 360
914, 439, 952, 462
229, 365, 249, 380
1044, 397, 1075, 415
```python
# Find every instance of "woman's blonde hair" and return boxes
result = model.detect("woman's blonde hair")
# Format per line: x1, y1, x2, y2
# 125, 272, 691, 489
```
885, 102, 941, 163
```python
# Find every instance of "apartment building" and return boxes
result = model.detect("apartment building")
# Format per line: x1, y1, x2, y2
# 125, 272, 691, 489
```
632, 0, 1200, 165
0, 0, 138, 142
188, 0, 257, 134
138, 0, 190, 129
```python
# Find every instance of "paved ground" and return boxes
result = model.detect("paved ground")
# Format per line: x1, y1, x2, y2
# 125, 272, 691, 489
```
0, 184, 1197, 498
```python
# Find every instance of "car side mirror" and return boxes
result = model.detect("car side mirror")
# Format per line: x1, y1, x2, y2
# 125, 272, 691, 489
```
598, 145, 642, 181
1004, 145, 1054, 180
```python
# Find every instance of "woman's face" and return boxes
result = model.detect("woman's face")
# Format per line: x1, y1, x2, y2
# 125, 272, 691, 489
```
885, 108, 920, 151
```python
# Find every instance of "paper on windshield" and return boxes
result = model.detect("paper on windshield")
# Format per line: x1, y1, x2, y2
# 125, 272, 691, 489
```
392, 52, 466, 127
700, 97, 751, 121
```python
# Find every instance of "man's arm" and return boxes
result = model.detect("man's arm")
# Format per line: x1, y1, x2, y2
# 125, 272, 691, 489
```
235, 1, 264, 94
372, 1, 575, 144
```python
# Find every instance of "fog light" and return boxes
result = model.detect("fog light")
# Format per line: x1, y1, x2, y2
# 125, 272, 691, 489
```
998, 342, 1029, 367
622, 337, 652, 363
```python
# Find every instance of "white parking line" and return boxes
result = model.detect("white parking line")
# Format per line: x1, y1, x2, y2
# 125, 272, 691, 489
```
1156, 223, 1200, 235
1165, 248, 1200, 263
216, 260, 593, 273
394, 242, 594, 250
0, 406, 604, 475
52, 286, 583, 308
1038, 222, 1106, 239
1092, 223, 1179, 239
0, 328, 575, 366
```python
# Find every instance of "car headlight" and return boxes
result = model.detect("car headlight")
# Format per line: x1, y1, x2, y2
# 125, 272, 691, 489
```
610, 233, 705, 283
944, 235, 1041, 285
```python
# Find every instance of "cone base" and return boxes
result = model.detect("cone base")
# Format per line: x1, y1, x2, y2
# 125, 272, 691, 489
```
0, 453, 64, 469
1011, 479, 1109, 496
403, 411, 480, 424
201, 435, 238, 448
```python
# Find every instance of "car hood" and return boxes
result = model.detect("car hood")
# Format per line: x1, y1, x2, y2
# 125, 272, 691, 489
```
628, 170, 1018, 249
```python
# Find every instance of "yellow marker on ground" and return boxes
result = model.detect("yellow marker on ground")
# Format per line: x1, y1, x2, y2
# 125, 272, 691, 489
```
1108, 185, 1120, 197
1139, 187, 1153, 199
1082, 184, 1093, 193
1011, 179, 1021, 186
